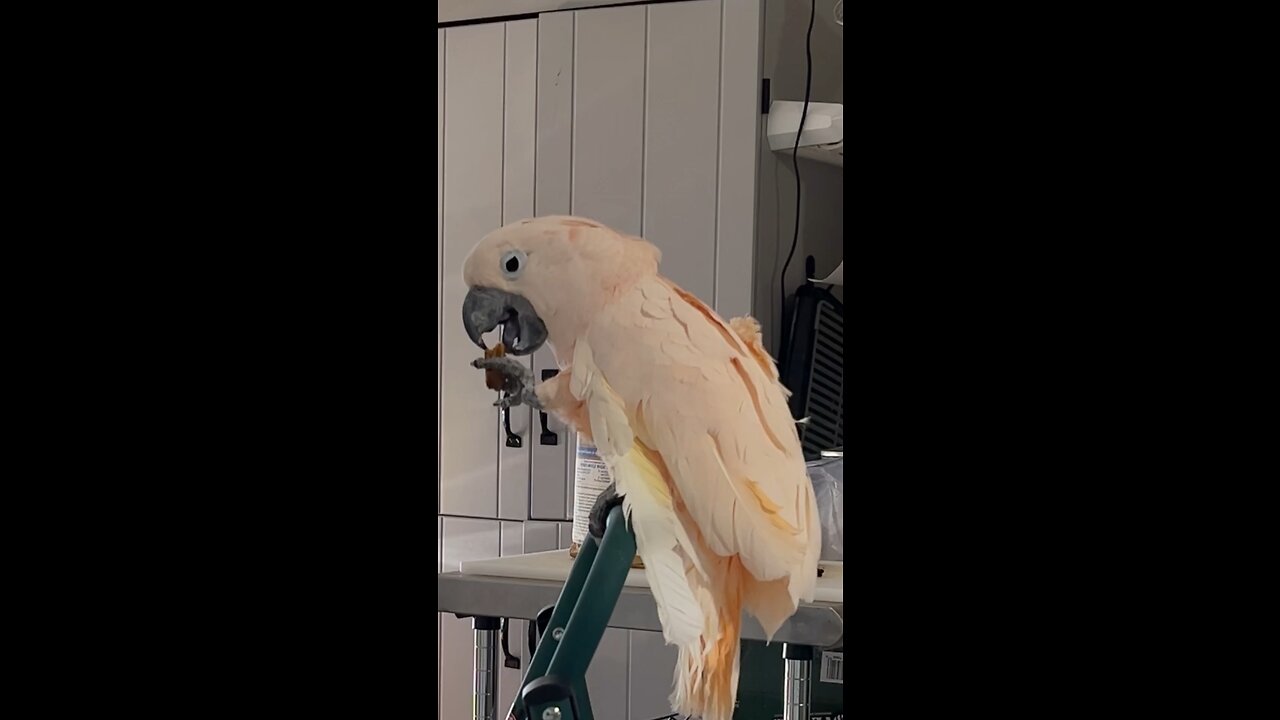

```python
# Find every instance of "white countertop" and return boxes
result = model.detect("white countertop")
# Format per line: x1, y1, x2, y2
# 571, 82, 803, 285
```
460, 549, 844, 603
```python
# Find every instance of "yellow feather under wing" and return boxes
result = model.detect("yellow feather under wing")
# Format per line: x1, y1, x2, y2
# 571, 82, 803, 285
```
611, 439, 704, 649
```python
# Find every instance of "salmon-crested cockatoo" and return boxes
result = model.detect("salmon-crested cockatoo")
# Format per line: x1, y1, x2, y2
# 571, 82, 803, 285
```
461, 216, 820, 720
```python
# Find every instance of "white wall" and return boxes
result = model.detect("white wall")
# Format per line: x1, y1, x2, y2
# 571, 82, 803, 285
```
437, 2, 762, 718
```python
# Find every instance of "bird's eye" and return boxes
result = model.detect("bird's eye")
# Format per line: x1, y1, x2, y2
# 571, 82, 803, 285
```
501, 250, 526, 279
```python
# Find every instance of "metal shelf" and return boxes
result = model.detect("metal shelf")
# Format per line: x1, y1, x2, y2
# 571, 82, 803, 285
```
438, 571, 844, 648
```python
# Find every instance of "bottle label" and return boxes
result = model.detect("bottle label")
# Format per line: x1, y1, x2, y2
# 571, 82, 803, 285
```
571, 436, 612, 545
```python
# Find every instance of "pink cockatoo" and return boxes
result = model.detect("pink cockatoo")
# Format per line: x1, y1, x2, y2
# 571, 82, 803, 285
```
461, 216, 820, 720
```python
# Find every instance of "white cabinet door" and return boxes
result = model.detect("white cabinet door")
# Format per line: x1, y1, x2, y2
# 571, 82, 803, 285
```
572, 4, 646, 237
441, 22, 505, 519
643, 0, 723, 302
528, 10, 575, 524
497, 19, 538, 522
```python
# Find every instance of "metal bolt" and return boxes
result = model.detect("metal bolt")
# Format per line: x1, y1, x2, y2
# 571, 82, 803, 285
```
551, 627, 564, 641
542, 708, 562, 720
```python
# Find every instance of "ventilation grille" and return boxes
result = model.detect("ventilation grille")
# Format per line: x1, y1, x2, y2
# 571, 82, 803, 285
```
800, 299, 844, 457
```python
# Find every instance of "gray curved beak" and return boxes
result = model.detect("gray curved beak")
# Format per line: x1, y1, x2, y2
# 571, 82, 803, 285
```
461, 287, 548, 356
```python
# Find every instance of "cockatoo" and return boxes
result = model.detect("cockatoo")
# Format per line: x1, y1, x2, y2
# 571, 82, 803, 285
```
461, 216, 821, 720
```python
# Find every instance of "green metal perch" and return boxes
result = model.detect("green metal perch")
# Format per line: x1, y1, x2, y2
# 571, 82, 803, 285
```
504, 504, 635, 720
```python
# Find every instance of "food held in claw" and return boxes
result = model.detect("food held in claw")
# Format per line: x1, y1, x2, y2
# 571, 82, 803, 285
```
484, 344, 506, 391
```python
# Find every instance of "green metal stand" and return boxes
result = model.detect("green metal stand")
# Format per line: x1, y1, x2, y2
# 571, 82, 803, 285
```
508, 505, 636, 720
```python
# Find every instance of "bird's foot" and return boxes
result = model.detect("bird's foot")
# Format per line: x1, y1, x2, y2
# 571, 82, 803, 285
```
588, 482, 625, 539
472, 356, 542, 409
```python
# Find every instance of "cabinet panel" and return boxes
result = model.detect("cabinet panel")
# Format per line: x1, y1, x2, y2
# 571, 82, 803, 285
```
587, 628, 630, 719
572, 5, 646, 236
504, 20, 538, 225
529, 355, 571, 522
716, 0, 762, 318
629, 630, 680, 720
524, 521, 561, 554
536, 12, 574, 218
438, 29, 445, 510
498, 20, 539, 520
441, 23, 505, 517
529, 10, 576, 522
643, 0, 723, 302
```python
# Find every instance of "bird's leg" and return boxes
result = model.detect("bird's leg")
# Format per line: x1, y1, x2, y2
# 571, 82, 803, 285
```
471, 356, 544, 410
588, 482, 625, 540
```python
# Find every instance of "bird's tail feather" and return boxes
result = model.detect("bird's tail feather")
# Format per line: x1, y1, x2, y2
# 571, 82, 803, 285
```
670, 555, 744, 720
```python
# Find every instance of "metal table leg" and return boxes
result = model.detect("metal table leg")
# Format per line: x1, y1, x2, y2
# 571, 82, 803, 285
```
782, 643, 814, 720
473, 616, 501, 720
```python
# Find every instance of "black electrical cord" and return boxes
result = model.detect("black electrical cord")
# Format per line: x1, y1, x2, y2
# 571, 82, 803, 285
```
779, 0, 817, 366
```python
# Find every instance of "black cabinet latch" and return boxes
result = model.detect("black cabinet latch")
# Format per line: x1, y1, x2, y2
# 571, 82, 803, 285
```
539, 369, 559, 446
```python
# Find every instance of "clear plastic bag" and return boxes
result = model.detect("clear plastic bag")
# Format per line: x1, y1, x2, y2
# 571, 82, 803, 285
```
807, 456, 844, 561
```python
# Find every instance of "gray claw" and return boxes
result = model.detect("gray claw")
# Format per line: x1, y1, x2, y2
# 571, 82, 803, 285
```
474, 355, 541, 409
